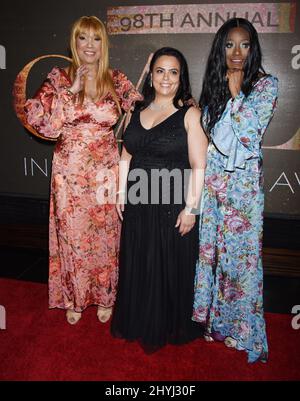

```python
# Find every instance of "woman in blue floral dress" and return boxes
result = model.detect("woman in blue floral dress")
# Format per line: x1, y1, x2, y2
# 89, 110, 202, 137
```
192, 18, 278, 363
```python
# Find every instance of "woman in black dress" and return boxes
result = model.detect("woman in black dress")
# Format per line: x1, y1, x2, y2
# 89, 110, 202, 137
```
111, 47, 208, 352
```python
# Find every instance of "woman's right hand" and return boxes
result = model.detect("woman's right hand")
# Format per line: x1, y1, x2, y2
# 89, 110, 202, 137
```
69, 65, 89, 95
116, 192, 125, 221
226, 69, 244, 99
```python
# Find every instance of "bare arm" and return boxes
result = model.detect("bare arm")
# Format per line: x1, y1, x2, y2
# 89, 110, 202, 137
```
185, 106, 208, 209
175, 106, 208, 236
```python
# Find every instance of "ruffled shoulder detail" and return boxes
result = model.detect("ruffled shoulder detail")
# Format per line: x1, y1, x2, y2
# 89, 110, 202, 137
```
111, 69, 143, 112
45, 66, 71, 90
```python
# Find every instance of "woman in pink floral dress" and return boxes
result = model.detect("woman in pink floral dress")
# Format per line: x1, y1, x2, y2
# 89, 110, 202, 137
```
25, 16, 142, 324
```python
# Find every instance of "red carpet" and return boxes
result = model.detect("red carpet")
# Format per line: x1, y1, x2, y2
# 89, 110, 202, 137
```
0, 278, 299, 381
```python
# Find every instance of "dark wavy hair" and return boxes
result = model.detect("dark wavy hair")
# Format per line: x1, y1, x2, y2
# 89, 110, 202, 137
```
199, 18, 266, 136
136, 47, 192, 111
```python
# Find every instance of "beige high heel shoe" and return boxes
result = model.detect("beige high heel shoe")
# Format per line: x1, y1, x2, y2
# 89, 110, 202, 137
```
97, 306, 112, 323
224, 336, 238, 348
66, 309, 82, 325
204, 334, 214, 342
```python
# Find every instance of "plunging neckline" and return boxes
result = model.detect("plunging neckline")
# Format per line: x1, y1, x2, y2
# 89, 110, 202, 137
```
139, 109, 181, 131
58, 67, 114, 105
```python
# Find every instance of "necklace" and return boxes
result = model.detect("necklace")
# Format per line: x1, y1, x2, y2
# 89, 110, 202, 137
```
149, 101, 173, 111
86, 92, 98, 102
86, 73, 96, 81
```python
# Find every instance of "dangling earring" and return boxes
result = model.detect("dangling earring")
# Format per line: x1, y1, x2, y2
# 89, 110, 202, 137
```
150, 74, 153, 87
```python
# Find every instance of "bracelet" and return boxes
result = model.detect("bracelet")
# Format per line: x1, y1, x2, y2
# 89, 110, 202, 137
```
184, 206, 192, 214
65, 88, 74, 97
184, 206, 199, 215
116, 190, 125, 194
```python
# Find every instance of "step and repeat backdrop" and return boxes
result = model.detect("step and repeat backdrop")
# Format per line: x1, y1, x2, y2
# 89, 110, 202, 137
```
0, 0, 299, 218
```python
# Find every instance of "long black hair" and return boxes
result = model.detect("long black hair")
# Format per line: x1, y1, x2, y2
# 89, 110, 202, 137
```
199, 17, 266, 136
136, 47, 192, 111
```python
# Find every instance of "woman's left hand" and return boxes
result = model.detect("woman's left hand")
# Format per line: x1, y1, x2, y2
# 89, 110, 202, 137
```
185, 97, 199, 109
175, 209, 196, 236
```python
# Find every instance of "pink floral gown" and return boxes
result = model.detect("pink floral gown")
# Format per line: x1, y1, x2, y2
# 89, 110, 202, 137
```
25, 67, 142, 312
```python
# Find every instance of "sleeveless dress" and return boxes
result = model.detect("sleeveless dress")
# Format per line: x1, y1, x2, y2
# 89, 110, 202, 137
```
111, 106, 203, 351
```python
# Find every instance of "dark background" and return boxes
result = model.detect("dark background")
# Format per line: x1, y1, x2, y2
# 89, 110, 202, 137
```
0, 0, 299, 254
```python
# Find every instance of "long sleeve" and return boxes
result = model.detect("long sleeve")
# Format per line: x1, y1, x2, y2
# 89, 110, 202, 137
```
24, 67, 73, 139
230, 75, 279, 156
113, 70, 143, 113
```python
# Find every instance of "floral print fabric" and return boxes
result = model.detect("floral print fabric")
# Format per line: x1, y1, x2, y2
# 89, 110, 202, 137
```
25, 67, 142, 312
193, 75, 278, 362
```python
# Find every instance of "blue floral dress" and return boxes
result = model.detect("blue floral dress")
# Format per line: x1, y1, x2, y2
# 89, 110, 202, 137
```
193, 75, 278, 363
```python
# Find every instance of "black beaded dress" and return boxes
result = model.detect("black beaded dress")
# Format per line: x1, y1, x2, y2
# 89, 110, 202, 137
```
111, 106, 203, 351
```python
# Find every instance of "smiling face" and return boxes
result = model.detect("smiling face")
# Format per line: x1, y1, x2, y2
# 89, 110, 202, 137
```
76, 29, 102, 65
152, 55, 180, 99
225, 27, 250, 70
